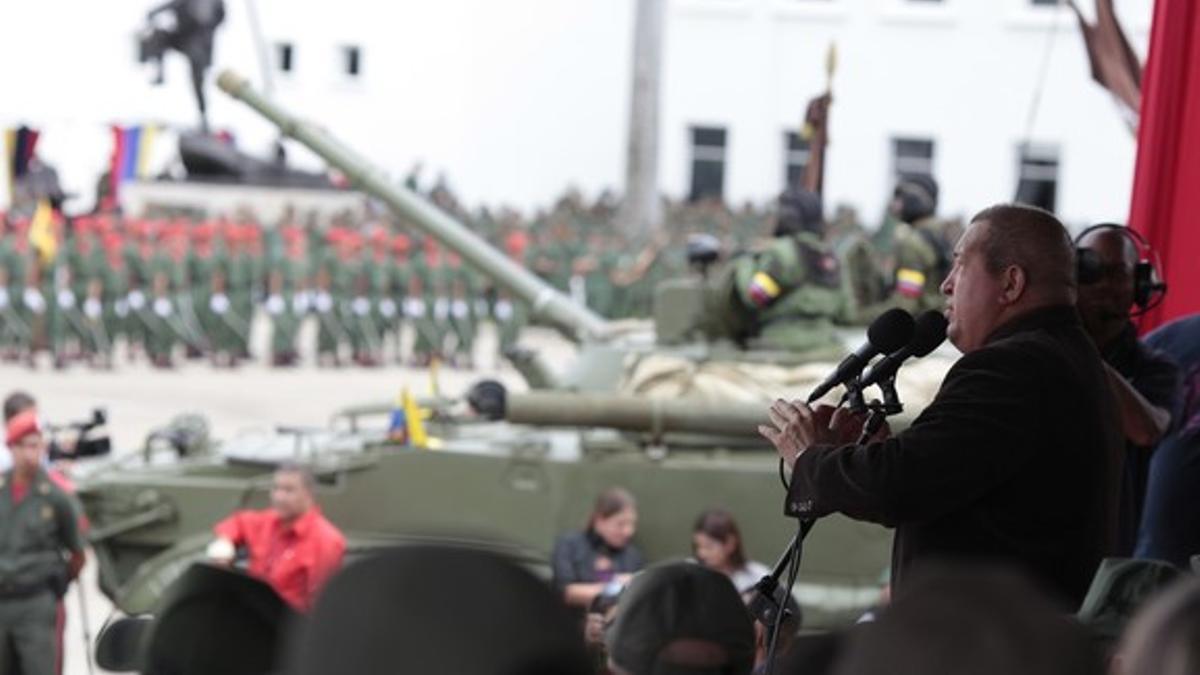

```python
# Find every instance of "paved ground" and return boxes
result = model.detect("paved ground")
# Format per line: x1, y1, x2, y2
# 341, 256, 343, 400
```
2, 322, 575, 675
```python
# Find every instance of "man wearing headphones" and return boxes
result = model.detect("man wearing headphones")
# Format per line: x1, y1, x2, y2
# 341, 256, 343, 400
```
1075, 224, 1180, 557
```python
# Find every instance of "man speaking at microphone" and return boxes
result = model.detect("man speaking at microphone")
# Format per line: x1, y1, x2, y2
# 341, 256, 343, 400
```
760, 204, 1122, 608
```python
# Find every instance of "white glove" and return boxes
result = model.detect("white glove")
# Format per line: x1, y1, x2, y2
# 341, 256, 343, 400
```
206, 537, 236, 563
403, 298, 426, 318
23, 288, 45, 313
265, 295, 286, 316
153, 297, 173, 318
210, 293, 230, 315
57, 289, 76, 309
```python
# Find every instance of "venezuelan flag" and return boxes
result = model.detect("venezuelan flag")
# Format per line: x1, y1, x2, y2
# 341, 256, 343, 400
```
108, 125, 158, 201
896, 268, 927, 299
748, 271, 782, 308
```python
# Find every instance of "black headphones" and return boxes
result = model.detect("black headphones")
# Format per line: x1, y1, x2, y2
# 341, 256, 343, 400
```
1074, 223, 1167, 313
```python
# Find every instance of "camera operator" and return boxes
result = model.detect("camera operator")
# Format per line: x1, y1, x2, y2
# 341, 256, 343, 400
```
760, 204, 1122, 608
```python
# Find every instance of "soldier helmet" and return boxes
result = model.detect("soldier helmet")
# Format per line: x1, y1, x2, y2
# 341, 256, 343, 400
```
774, 188, 824, 237
894, 174, 939, 223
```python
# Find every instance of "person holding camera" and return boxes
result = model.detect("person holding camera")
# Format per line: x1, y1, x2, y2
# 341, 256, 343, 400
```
0, 410, 86, 675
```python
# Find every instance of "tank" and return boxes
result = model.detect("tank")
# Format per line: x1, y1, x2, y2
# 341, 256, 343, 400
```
75, 71, 955, 629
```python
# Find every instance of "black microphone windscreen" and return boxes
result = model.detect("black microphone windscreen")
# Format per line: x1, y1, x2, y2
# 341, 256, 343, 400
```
910, 311, 949, 358
866, 308, 915, 354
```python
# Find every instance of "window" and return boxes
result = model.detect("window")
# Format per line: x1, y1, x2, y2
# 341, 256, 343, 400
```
689, 126, 727, 202
276, 42, 294, 73
892, 137, 935, 186
342, 45, 362, 78
783, 131, 811, 191
1014, 144, 1059, 212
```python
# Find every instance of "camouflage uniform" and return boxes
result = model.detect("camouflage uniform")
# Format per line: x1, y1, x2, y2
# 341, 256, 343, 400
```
726, 231, 846, 357
881, 216, 951, 316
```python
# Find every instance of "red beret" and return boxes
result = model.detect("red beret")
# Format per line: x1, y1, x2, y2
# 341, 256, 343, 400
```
5, 409, 42, 447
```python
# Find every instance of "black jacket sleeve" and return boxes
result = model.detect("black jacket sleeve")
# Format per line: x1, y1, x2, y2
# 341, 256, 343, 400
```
786, 345, 1045, 527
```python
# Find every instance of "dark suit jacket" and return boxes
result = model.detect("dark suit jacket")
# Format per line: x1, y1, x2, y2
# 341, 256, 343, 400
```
786, 305, 1122, 607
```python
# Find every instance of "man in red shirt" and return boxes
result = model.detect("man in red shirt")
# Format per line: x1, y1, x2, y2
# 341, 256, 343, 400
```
207, 463, 346, 611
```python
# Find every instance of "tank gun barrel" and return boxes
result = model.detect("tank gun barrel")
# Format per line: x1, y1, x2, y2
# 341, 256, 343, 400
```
506, 391, 768, 439
216, 70, 610, 342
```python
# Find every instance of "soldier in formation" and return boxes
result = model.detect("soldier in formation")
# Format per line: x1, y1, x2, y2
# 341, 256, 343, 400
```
0, 174, 958, 370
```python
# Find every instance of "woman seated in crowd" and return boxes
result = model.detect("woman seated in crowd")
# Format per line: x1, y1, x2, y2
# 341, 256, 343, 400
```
551, 486, 644, 610
692, 508, 770, 594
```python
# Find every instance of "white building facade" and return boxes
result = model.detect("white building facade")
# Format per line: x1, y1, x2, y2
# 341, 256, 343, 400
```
0, 0, 1151, 227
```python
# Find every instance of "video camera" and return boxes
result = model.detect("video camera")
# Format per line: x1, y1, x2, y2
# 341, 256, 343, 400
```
47, 408, 112, 461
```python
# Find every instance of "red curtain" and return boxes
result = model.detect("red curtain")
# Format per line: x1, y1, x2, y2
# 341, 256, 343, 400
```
1128, 0, 1200, 330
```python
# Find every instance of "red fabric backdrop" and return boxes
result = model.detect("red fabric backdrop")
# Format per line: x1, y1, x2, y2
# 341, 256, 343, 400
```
1128, 0, 1200, 330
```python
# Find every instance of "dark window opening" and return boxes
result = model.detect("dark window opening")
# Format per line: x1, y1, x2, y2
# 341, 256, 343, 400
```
343, 45, 361, 77
892, 136, 935, 186
1015, 144, 1059, 212
784, 131, 811, 191
276, 43, 293, 73
689, 126, 727, 202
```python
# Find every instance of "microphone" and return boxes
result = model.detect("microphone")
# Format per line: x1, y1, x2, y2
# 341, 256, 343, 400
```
858, 310, 948, 390
807, 308, 915, 403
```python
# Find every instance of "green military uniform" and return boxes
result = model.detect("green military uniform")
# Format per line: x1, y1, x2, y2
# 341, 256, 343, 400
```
16, 252, 46, 363
708, 231, 847, 359
346, 251, 383, 366
582, 248, 618, 319
313, 247, 348, 365
186, 237, 217, 356
79, 243, 113, 364
407, 249, 443, 365
385, 250, 408, 364
834, 233, 888, 326
98, 251, 126, 366
145, 250, 186, 367
447, 263, 477, 368
493, 291, 527, 360
273, 256, 308, 367
122, 241, 153, 360
0, 240, 32, 360
228, 245, 257, 361
883, 216, 951, 316
0, 469, 85, 675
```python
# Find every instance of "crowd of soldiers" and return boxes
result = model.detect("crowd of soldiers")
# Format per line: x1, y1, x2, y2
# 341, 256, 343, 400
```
0, 175, 960, 371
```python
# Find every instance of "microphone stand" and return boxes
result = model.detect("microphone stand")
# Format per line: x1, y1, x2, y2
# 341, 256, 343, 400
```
755, 378, 902, 674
